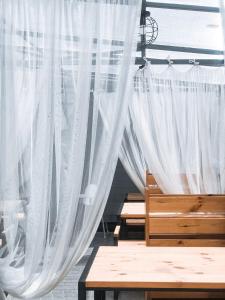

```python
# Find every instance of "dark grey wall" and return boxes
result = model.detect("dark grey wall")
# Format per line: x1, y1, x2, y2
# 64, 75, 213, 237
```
103, 159, 138, 221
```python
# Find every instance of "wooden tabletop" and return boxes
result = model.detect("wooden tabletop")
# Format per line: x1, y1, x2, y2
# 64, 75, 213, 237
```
86, 246, 225, 289
120, 202, 145, 219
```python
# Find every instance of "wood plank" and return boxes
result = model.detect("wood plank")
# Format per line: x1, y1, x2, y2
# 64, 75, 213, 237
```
148, 188, 162, 194
147, 238, 225, 247
149, 212, 225, 218
145, 188, 150, 242
146, 173, 163, 194
113, 225, 120, 238
121, 202, 145, 219
126, 219, 145, 226
127, 193, 144, 201
149, 217, 225, 234
149, 233, 225, 239
118, 240, 145, 247
149, 195, 225, 213
146, 173, 157, 185
85, 246, 225, 289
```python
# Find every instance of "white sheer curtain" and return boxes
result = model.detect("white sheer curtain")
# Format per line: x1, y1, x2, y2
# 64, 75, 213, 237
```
0, 0, 140, 298
119, 110, 147, 193
126, 65, 225, 194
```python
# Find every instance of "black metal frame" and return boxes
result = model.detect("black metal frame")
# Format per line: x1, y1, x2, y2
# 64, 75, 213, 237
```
146, 2, 220, 13
78, 247, 99, 300
137, 0, 225, 67
136, 57, 224, 66
78, 247, 225, 300
137, 43, 224, 56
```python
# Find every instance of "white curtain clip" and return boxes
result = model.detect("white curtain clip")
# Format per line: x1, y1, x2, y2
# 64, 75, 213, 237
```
143, 57, 150, 65
189, 59, 199, 66
167, 56, 173, 66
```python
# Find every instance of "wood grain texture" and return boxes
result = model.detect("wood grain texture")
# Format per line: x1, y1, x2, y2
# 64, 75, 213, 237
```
118, 240, 145, 247
85, 246, 225, 289
149, 195, 225, 213
114, 225, 121, 238
148, 187, 162, 194
149, 217, 225, 234
121, 202, 145, 219
127, 193, 144, 201
146, 173, 163, 194
147, 238, 225, 247
145, 191, 225, 246
126, 219, 145, 225
146, 173, 157, 186
145, 188, 150, 243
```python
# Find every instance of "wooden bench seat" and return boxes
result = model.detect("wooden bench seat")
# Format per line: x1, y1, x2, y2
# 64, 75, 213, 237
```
78, 246, 225, 300
121, 202, 145, 219
120, 202, 145, 238
146, 172, 162, 194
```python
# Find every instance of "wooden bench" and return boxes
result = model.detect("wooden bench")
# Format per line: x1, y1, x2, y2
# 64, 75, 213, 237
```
125, 174, 162, 203
119, 202, 145, 239
113, 223, 145, 246
126, 192, 144, 202
78, 246, 225, 300
145, 191, 225, 247
121, 202, 145, 219
146, 172, 162, 194
119, 174, 161, 237
145, 190, 225, 299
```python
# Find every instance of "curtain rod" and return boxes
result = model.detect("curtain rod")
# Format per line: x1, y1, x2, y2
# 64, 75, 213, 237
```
137, 44, 224, 56
146, 2, 220, 13
135, 58, 224, 67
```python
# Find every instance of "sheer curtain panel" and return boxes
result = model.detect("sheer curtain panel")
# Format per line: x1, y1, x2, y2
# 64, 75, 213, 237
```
127, 65, 225, 194
119, 111, 147, 193
0, 0, 141, 298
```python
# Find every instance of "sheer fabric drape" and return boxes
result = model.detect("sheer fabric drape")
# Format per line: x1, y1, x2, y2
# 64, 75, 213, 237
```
119, 111, 147, 193
0, 0, 140, 298
123, 65, 225, 194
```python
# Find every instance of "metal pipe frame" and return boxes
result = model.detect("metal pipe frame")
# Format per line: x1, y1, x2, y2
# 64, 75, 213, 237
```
137, 43, 224, 56
135, 57, 224, 66
146, 2, 220, 13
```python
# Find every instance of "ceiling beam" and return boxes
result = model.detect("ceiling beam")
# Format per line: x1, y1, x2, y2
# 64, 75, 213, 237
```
146, 2, 220, 13
137, 43, 224, 55
135, 57, 224, 66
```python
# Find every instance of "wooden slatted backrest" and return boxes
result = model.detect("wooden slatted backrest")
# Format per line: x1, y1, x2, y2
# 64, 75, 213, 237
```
146, 172, 163, 194
145, 188, 225, 246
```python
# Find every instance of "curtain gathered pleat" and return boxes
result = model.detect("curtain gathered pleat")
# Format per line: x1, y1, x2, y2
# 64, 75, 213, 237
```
119, 110, 147, 193
121, 65, 225, 194
0, 0, 141, 298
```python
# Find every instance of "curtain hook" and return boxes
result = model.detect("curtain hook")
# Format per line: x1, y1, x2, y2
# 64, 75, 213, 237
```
139, 57, 150, 69
189, 59, 199, 66
143, 57, 148, 63
144, 57, 151, 68
167, 56, 173, 66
